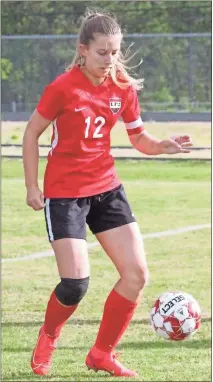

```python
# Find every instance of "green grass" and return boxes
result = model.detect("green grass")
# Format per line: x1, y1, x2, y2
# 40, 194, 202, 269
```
2, 159, 211, 381
2, 121, 211, 147
111, 121, 211, 148
2, 158, 211, 180
2, 121, 211, 159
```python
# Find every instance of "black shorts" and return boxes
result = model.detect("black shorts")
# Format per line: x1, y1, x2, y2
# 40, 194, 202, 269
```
44, 184, 136, 242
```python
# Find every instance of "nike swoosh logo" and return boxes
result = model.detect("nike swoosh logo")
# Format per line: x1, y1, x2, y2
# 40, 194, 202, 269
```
75, 107, 85, 112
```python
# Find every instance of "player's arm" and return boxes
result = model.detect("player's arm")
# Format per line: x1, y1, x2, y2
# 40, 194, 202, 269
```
129, 129, 163, 155
23, 110, 51, 190
23, 83, 63, 210
122, 87, 192, 155
129, 129, 193, 155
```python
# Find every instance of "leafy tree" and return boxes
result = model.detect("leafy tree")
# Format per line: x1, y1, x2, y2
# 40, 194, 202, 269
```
1, 1, 211, 112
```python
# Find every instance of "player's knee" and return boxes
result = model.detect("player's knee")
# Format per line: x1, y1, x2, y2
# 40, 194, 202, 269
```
124, 266, 148, 291
133, 268, 148, 290
54, 276, 89, 306
141, 267, 149, 288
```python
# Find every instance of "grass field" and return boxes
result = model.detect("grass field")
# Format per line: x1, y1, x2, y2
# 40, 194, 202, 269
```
2, 157, 211, 381
2, 121, 211, 160
2, 121, 211, 147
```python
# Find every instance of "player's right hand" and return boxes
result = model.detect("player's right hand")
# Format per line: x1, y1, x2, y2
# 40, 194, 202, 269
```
26, 186, 45, 211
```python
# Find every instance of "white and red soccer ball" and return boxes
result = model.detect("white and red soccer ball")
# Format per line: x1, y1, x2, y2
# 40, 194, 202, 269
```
150, 291, 201, 341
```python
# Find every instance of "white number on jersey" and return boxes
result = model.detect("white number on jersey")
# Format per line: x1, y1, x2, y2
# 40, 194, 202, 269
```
84, 116, 105, 138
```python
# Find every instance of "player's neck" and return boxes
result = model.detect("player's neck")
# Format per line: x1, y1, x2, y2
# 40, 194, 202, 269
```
80, 66, 107, 87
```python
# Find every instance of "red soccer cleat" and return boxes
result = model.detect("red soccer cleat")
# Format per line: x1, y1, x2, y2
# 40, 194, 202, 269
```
85, 347, 138, 377
31, 325, 58, 375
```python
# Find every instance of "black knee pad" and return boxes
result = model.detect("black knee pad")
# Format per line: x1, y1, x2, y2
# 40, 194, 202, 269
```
54, 277, 89, 306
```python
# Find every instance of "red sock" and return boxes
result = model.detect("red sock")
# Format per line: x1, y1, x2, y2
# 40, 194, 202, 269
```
43, 291, 78, 337
94, 289, 137, 353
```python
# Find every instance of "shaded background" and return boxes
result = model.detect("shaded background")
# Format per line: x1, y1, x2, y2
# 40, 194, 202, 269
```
1, 1, 211, 120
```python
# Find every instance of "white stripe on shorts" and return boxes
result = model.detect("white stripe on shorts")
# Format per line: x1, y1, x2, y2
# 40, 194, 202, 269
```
125, 117, 143, 130
45, 198, 54, 241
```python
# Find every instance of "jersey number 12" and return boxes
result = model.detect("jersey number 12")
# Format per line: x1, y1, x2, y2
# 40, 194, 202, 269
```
84, 116, 105, 138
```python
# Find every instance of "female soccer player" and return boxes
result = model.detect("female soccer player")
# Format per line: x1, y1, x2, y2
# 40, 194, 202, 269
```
23, 10, 192, 378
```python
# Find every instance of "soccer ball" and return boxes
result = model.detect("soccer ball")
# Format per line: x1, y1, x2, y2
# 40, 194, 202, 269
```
150, 291, 201, 341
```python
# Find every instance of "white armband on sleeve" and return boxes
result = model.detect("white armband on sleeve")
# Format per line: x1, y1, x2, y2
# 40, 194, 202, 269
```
125, 117, 143, 130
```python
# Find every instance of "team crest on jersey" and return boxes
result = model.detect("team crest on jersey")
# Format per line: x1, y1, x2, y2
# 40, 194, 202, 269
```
109, 98, 122, 114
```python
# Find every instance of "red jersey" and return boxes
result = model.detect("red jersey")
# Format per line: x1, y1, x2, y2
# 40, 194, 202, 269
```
37, 66, 144, 197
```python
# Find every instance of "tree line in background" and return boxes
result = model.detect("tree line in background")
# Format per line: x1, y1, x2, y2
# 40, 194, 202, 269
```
2, 1, 211, 34
1, 1, 211, 112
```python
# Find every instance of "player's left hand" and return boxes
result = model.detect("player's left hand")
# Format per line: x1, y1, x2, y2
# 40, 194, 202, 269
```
160, 135, 193, 154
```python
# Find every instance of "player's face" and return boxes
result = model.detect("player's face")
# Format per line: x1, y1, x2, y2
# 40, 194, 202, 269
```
80, 33, 122, 79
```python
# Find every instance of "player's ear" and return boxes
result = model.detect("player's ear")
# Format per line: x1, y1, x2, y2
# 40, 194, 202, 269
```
79, 44, 88, 58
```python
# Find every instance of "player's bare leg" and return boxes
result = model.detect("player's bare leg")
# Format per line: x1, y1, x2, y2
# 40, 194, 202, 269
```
86, 222, 148, 377
97, 222, 148, 302
52, 238, 90, 279
31, 238, 90, 376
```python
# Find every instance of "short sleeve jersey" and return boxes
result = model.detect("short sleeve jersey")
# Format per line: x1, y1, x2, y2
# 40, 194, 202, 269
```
37, 66, 144, 197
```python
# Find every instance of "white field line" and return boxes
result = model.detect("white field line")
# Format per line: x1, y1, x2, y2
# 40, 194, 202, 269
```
2, 224, 210, 263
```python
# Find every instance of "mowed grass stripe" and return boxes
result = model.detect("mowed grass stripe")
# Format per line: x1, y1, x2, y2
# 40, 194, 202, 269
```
2, 178, 210, 258
2, 121, 211, 148
2, 223, 210, 263
2, 322, 211, 381
2, 158, 211, 181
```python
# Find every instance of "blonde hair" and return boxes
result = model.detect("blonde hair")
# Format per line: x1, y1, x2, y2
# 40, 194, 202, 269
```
66, 9, 143, 91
